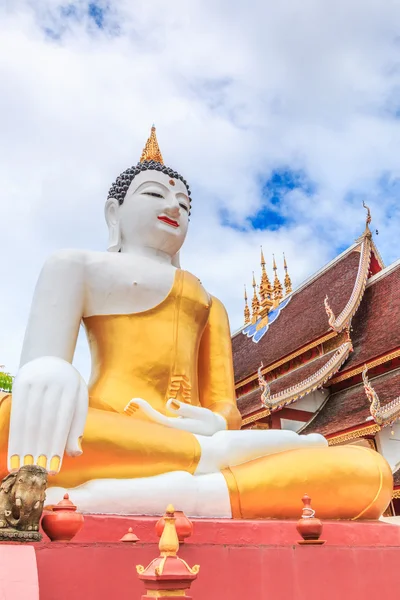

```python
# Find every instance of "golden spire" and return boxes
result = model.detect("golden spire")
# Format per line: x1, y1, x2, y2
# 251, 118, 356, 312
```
140, 125, 164, 164
272, 254, 283, 307
283, 253, 292, 295
251, 272, 260, 323
158, 504, 179, 558
244, 285, 251, 325
259, 246, 273, 316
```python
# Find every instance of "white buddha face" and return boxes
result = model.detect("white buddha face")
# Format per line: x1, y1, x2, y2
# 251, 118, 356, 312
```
105, 170, 190, 258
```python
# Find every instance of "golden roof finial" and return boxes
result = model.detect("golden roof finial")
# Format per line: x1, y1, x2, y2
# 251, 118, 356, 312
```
283, 253, 292, 295
261, 246, 266, 267
259, 246, 273, 316
361, 200, 372, 239
251, 272, 260, 323
272, 254, 283, 307
140, 125, 164, 164
244, 285, 251, 325
158, 504, 179, 558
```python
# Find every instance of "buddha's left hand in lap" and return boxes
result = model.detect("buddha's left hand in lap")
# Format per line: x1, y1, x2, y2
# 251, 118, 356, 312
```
125, 398, 227, 436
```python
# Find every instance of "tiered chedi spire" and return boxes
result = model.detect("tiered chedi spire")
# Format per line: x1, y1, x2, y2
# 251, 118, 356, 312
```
244, 286, 251, 325
259, 247, 274, 317
251, 272, 261, 324
244, 253, 293, 325
283, 253, 292, 295
272, 254, 283, 308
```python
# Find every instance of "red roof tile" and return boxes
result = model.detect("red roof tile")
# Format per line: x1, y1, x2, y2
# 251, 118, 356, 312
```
233, 247, 361, 383
302, 369, 400, 437
343, 267, 400, 371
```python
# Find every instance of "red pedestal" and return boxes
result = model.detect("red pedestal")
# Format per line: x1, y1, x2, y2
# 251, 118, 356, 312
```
34, 516, 400, 600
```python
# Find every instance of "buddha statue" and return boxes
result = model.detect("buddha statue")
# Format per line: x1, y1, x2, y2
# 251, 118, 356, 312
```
0, 127, 392, 519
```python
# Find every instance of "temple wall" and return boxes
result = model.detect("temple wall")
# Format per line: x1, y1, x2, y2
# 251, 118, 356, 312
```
376, 424, 400, 471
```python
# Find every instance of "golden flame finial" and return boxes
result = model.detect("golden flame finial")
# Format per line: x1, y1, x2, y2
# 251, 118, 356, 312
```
140, 125, 164, 165
244, 285, 251, 325
283, 253, 292, 295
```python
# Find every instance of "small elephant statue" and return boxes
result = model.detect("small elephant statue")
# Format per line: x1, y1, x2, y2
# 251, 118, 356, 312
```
0, 465, 48, 542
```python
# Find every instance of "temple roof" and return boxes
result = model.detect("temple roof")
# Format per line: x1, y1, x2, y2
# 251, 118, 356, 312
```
233, 243, 364, 384
237, 350, 344, 417
337, 261, 400, 375
302, 368, 400, 438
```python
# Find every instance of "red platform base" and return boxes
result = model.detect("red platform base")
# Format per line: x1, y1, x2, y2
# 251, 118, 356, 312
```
34, 515, 400, 600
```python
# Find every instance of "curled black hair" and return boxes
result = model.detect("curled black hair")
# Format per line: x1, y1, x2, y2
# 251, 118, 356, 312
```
107, 160, 192, 207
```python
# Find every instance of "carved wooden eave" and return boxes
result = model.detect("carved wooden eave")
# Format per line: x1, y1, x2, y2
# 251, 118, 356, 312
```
324, 232, 372, 333
252, 341, 352, 418
327, 423, 381, 445
362, 367, 400, 428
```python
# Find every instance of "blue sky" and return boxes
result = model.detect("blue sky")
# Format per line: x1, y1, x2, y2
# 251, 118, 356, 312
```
1, 0, 400, 378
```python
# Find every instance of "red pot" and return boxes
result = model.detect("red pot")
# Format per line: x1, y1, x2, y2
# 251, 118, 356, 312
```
156, 509, 193, 543
41, 493, 84, 542
296, 494, 323, 541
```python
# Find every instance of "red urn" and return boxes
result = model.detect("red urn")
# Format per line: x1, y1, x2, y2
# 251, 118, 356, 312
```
296, 494, 325, 545
156, 509, 193, 543
41, 493, 84, 542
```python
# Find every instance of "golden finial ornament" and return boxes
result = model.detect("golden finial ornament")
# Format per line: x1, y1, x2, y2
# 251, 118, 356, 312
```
251, 272, 260, 323
272, 254, 283, 307
140, 125, 164, 164
244, 285, 251, 325
259, 247, 273, 307
257, 246, 273, 327
136, 504, 199, 597
357, 200, 373, 240
283, 253, 292, 295
362, 200, 372, 227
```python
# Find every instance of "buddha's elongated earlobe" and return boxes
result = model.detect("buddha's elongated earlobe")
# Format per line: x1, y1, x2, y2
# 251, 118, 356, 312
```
105, 198, 122, 252
107, 223, 121, 252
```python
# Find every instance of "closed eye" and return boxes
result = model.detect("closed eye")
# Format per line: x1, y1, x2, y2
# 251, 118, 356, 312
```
143, 192, 164, 199
179, 203, 189, 213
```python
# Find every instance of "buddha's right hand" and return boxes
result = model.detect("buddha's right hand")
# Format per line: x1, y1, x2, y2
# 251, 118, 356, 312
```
8, 357, 89, 475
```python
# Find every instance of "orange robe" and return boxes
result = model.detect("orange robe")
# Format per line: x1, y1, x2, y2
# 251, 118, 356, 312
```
0, 270, 392, 519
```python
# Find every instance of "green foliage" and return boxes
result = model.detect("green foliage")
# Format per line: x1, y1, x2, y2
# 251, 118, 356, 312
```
0, 368, 13, 393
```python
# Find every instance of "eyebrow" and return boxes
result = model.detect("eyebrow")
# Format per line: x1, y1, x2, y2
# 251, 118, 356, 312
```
176, 192, 190, 203
136, 181, 190, 203
136, 181, 170, 194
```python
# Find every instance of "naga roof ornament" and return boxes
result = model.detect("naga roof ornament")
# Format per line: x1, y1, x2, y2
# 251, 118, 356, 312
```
256, 340, 352, 415
362, 366, 400, 429
140, 125, 164, 164
324, 203, 373, 333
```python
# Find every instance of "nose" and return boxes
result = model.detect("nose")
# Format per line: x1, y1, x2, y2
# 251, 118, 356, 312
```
165, 197, 180, 219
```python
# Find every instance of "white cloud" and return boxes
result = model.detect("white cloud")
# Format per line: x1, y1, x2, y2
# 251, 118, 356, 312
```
1, 0, 400, 380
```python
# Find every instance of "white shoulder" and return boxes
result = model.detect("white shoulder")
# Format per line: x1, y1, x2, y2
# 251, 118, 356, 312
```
43, 248, 88, 269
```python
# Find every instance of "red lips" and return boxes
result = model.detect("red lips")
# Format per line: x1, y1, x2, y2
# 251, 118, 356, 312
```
157, 216, 179, 228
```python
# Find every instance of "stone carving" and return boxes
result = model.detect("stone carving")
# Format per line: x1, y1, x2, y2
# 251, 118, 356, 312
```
0, 465, 47, 542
